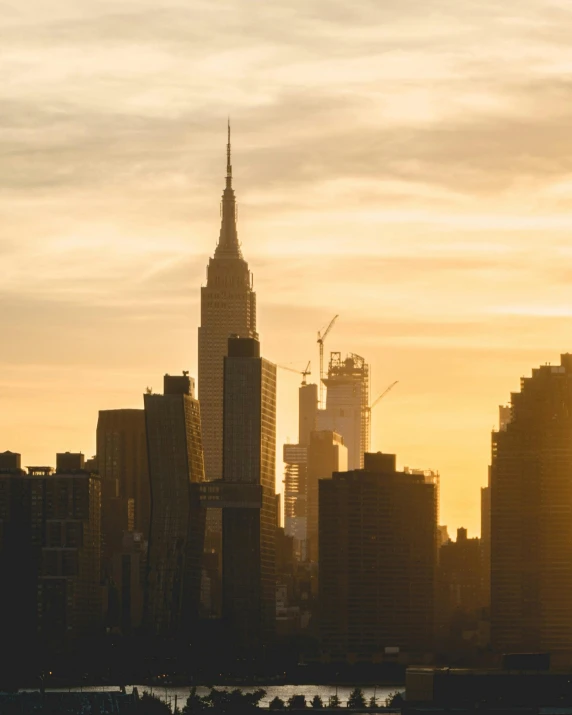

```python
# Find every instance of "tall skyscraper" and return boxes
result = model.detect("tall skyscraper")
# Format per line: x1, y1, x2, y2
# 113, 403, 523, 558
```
144, 373, 206, 637
318, 352, 370, 469
198, 125, 257, 484
222, 336, 276, 652
491, 355, 572, 655
319, 452, 437, 659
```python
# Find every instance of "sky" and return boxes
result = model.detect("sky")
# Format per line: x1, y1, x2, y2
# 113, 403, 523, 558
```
2, 0, 572, 535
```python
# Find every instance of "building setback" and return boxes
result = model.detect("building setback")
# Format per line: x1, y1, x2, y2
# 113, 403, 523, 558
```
318, 352, 370, 470
144, 373, 205, 637
319, 452, 437, 659
222, 336, 276, 652
491, 354, 572, 655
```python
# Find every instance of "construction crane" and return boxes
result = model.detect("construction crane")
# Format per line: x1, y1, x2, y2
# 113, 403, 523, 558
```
277, 361, 312, 385
317, 314, 339, 408
369, 380, 399, 411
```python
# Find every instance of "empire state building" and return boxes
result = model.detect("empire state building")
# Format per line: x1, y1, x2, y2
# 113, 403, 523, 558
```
198, 125, 258, 483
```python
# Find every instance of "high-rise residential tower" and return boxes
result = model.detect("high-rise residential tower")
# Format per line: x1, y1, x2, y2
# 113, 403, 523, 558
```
144, 373, 206, 637
318, 352, 370, 470
319, 452, 437, 659
222, 336, 276, 652
198, 125, 257, 484
96, 409, 149, 575
491, 355, 572, 655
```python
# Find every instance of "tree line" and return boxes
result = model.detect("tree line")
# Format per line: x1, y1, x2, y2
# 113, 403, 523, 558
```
139, 687, 404, 713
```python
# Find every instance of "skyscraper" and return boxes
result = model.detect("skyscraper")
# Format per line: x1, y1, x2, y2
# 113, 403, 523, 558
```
222, 336, 276, 652
144, 373, 206, 637
491, 355, 572, 655
318, 352, 370, 469
198, 125, 257, 484
319, 452, 437, 659
97, 409, 149, 575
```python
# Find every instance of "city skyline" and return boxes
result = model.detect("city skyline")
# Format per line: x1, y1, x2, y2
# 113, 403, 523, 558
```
3, 1, 572, 535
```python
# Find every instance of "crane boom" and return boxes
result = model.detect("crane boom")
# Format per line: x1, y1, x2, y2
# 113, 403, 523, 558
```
370, 380, 399, 411
277, 361, 312, 385
317, 314, 339, 408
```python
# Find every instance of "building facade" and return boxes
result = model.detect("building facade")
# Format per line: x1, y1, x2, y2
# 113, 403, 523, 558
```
144, 373, 206, 637
319, 452, 437, 659
491, 354, 572, 655
222, 337, 276, 652
318, 352, 370, 470
96, 409, 149, 576
306, 430, 347, 563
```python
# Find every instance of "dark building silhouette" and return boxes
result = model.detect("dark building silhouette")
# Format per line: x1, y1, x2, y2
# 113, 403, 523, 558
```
198, 126, 258, 614
33, 456, 101, 652
1, 454, 101, 657
222, 336, 276, 652
306, 429, 347, 563
437, 528, 485, 653
111, 531, 146, 635
0, 453, 36, 668
319, 452, 437, 660
491, 354, 572, 656
97, 409, 149, 576
144, 373, 205, 637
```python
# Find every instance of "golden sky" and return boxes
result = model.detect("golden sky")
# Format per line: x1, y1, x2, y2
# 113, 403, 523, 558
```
2, 0, 572, 535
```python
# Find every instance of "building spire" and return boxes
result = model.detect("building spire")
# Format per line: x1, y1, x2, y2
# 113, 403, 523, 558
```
226, 118, 232, 187
215, 119, 242, 259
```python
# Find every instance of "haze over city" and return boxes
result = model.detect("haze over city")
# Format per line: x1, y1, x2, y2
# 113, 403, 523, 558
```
3, 0, 572, 535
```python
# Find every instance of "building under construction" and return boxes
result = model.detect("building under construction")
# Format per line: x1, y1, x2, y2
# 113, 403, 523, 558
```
318, 352, 370, 470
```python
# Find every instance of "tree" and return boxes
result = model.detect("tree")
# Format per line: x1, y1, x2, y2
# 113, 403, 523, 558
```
203, 687, 267, 713
287, 694, 307, 709
183, 687, 207, 714
384, 691, 404, 708
270, 696, 286, 710
328, 694, 341, 709
139, 692, 172, 715
368, 695, 377, 709
311, 695, 323, 709
347, 688, 366, 708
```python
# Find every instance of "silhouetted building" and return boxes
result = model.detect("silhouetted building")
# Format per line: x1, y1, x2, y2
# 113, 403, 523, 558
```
111, 531, 146, 635
33, 459, 102, 652
144, 373, 206, 637
319, 452, 437, 659
222, 336, 276, 652
198, 126, 258, 614
491, 355, 572, 656
481, 472, 491, 607
318, 352, 370, 469
0, 453, 36, 669
97, 409, 149, 576
306, 430, 347, 563
437, 528, 485, 652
